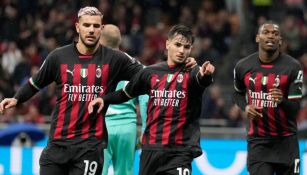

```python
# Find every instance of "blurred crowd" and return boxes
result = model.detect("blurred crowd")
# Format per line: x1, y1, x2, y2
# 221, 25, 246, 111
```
0, 0, 307, 131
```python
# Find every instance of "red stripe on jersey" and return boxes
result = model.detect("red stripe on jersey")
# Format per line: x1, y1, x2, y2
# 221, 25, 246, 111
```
142, 75, 158, 144
261, 65, 273, 68
161, 73, 177, 145
149, 74, 167, 144
54, 64, 68, 139
81, 64, 96, 138
67, 64, 81, 139
79, 55, 93, 59
279, 75, 290, 136
175, 73, 189, 144
254, 72, 265, 136
95, 65, 109, 139
267, 73, 277, 136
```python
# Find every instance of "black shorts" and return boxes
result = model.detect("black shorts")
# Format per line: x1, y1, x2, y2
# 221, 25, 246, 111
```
247, 135, 300, 175
139, 150, 194, 175
39, 143, 104, 175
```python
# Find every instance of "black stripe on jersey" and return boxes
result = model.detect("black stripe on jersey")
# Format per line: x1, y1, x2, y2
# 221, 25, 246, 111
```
261, 73, 270, 137
274, 106, 283, 136
254, 72, 264, 137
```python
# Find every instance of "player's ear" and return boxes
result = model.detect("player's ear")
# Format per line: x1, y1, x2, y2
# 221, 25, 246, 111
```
256, 35, 260, 43
166, 40, 170, 50
75, 22, 80, 34
279, 37, 283, 45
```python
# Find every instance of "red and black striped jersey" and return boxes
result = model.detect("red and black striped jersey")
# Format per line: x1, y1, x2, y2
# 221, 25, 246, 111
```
124, 62, 213, 157
234, 52, 303, 137
29, 43, 143, 147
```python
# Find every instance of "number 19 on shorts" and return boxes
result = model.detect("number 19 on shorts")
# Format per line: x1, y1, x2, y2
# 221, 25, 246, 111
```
177, 167, 190, 175
84, 160, 98, 175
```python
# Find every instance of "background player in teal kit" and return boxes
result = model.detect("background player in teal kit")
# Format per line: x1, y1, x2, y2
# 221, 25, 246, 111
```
100, 24, 148, 175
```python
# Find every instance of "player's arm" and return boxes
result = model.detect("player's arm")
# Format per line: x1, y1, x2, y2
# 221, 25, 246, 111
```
0, 51, 56, 114
117, 51, 144, 80
89, 69, 149, 114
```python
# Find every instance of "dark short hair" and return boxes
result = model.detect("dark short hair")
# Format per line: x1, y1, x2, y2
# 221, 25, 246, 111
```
168, 24, 194, 44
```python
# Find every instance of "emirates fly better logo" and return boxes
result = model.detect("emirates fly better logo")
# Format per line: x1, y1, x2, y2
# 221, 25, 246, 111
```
150, 89, 186, 107
64, 84, 104, 102
248, 90, 277, 108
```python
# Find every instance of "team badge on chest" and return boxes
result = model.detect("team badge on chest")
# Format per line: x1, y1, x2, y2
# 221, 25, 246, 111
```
80, 68, 88, 78
96, 67, 102, 78
177, 74, 183, 83
261, 76, 268, 85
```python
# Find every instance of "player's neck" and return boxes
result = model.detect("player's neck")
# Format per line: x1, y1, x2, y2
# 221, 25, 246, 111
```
76, 42, 99, 55
167, 59, 177, 67
258, 50, 279, 63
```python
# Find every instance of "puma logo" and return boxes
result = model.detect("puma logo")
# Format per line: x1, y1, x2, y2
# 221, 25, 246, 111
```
249, 77, 256, 84
66, 69, 74, 76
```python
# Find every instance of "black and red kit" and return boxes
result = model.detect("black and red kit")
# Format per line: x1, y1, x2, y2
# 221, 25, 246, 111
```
123, 62, 213, 155
15, 43, 143, 147
234, 52, 303, 174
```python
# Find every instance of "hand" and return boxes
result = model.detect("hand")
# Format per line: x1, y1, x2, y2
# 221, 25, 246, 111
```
0, 98, 18, 114
200, 61, 215, 76
183, 57, 197, 71
269, 86, 283, 104
88, 97, 104, 114
245, 105, 263, 120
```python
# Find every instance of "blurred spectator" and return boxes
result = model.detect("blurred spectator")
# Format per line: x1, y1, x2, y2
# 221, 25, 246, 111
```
227, 104, 244, 127
0, 0, 306, 131
1, 41, 22, 76
281, 14, 302, 58
23, 104, 45, 124
201, 85, 227, 119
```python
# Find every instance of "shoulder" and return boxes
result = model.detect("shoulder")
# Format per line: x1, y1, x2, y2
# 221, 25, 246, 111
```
49, 44, 74, 58
236, 52, 258, 68
145, 62, 167, 70
101, 46, 127, 58
280, 53, 301, 68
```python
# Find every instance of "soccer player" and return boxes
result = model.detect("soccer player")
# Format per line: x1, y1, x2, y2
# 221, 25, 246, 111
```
100, 24, 148, 175
0, 7, 144, 175
89, 24, 215, 175
233, 21, 303, 175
